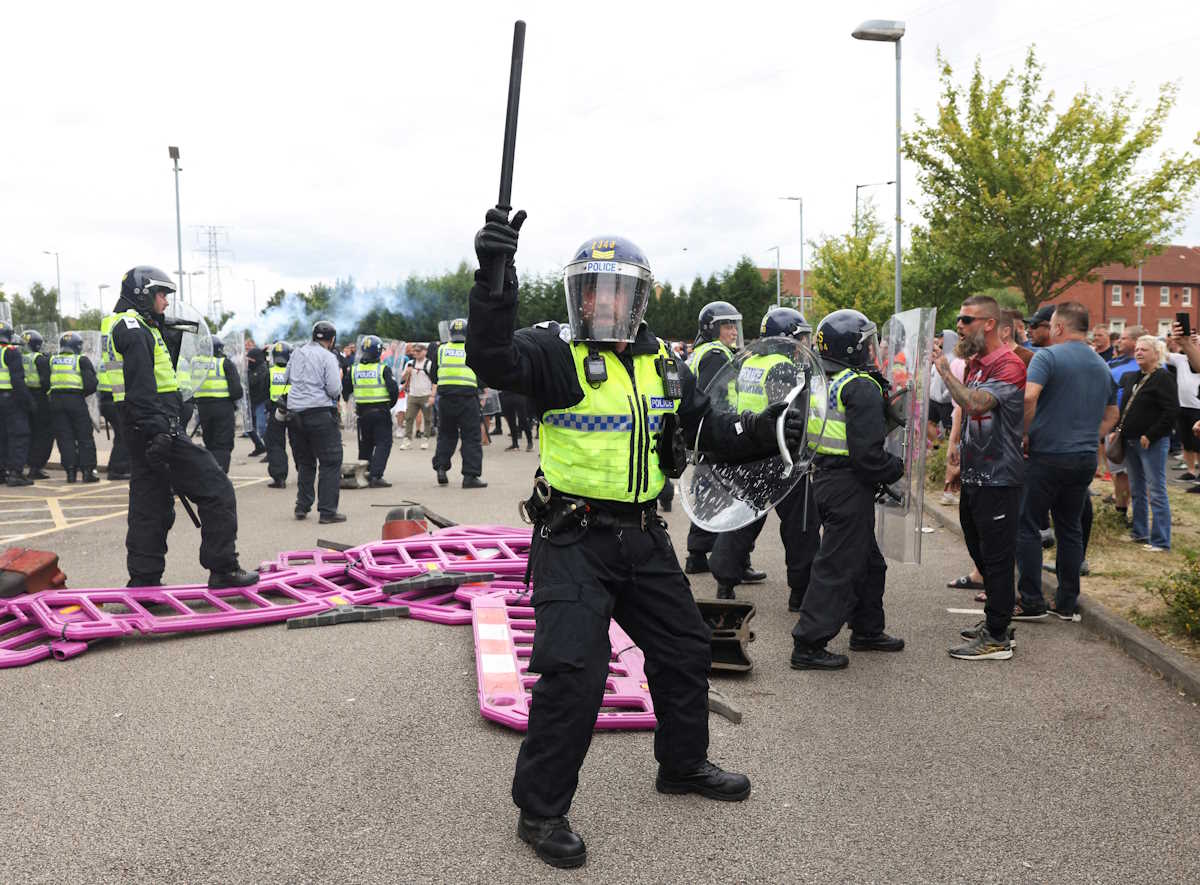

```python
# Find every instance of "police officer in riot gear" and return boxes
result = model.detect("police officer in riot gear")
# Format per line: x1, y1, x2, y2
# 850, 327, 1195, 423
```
49, 332, 100, 482
265, 341, 292, 488
709, 307, 820, 607
791, 308, 905, 670
431, 318, 486, 488
21, 331, 54, 479
284, 321, 346, 523
98, 315, 131, 480
192, 337, 243, 474
469, 211, 805, 870
109, 266, 256, 588
0, 321, 35, 486
352, 335, 399, 487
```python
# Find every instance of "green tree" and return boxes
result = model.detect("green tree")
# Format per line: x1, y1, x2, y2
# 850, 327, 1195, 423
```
808, 206, 895, 326
720, 257, 775, 335
9, 282, 61, 327
905, 46, 1200, 313
902, 225, 1001, 323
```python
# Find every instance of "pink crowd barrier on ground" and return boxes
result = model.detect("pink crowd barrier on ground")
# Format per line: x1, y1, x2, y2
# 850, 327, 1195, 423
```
471, 592, 657, 732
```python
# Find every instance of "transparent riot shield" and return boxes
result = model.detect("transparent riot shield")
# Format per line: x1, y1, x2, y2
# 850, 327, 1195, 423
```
78, 330, 103, 427
164, 303, 213, 418
874, 307, 937, 564
680, 337, 827, 532
0, 301, 11, 327
220, 330, 250, 435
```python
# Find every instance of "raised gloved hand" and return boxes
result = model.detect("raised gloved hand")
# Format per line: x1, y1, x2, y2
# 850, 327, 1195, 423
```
474, 207, 528, 272
743, 401, 806, 456
146, 431, 176, 472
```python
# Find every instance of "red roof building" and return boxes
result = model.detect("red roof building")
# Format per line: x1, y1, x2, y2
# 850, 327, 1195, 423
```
757, 267, 814, 314
1045, 245, 1200, 336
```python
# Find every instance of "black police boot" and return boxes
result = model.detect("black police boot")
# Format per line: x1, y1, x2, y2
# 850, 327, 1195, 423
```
517, 812, 586, 869
28, 469, 50, 480
208, 567, 259, 589
848, 631, 905, 652
6, 473, 33, 487
368, 477, 392, 488
65, 469, 78, 484
462, 476, 488, 489
436, 469, 448, 486
716, 583, 736, 600
319, 512, 348, 524
684, 553, 709, 575
655, 760, 751, 801
741, 564, 767, 583
525, 442, 534, 452
294, 509, 307, 520
268, 480, 287, 489
790, 640, 849, 670
787, 588, 805, 613
82, 468, 101, 483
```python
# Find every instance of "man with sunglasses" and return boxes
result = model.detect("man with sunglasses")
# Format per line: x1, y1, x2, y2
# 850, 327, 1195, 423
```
1025, 305, 1055, 348
934, 296, 1027, 659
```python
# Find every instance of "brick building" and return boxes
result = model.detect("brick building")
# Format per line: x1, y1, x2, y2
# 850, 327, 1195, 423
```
756, 267, 813, 314
1045, 245, 1200, 336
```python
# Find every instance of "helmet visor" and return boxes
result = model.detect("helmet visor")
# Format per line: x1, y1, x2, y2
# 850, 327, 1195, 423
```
712, 315, 744, 350
564, 261, 652, 342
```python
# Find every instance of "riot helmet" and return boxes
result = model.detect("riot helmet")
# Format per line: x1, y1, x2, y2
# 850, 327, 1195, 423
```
0, 322, 14, 344
119, 266, 176, 318
271, 341, 292, 367
564, 236, 652, 343
448, 319, 467, 343
760, 307, 812, 344
312, 320, 336, 344
21, 330, 44, 352
59, 332, 84, 354
815, 309, 879, 371
698, 301, 743, 348
360, 335, 383, 362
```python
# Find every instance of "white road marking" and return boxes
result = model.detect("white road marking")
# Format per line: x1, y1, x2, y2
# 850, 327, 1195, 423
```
947, 608, 985, 615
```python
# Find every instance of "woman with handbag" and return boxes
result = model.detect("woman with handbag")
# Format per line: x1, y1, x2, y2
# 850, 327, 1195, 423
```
1111, 335, 1178, 551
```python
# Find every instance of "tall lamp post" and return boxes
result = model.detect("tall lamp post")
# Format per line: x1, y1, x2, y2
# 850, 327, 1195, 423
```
97, 283, 110, 315
187, 270, 205, 307
855, 180, 895, 237
852, 19, 905, 315
245, 278, 258, 316
169, 146, 184, 306
767, 245, 781, 307
42, 250, 62, 316
1137, 259, 1144, 328
779, 196, 804, 312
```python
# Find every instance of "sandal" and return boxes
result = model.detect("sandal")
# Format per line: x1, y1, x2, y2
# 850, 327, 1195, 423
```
973, 590, 988, 603
946, 574, 984, 590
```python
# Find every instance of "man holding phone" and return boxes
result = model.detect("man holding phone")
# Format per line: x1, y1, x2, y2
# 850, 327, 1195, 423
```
1165, 320, 1200, 485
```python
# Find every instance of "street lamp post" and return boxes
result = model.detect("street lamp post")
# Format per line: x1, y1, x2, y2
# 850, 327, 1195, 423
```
780, 197, 804, 313
97, 283, 110, 315
246, 279, 257, 316
852, 19, 905, 315
187, 270, 205, 307
855, 180, 895, 237
169, 146, 184, 309
1137, 259, 1144, 327
767, 246, 781, 307
42, 250, 62, 316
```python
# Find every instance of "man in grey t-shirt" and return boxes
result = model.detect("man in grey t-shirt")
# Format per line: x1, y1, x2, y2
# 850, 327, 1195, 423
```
283, 320, 346, 523
1017, 302, 1119, 620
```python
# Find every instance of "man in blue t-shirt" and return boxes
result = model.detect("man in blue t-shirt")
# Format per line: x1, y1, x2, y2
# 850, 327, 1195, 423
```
1103, 325, 1145, 515
1019, 302, 1120, 620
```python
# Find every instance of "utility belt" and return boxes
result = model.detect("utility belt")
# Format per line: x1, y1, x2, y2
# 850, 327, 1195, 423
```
520, 476, 660, 535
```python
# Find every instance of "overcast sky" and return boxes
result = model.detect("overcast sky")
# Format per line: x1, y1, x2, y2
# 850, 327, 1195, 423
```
3, 0, 1198, 320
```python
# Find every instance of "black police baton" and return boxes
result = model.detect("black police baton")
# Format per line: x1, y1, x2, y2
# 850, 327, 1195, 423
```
487, 19, 526, 297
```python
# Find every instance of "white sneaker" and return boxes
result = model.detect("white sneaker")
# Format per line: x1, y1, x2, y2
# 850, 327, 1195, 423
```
939, 491, 955, 506
420, 441, 428, 450
1143, 544, 1169, 553
399, 441, 411, 450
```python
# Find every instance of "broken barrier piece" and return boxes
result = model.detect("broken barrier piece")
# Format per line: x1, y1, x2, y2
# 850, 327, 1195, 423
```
378, 571, 498, 625
0, 548, 67, 598
286, 604, 409, 629
471, 592, 656, 732
340, 460, 370, 489
696, 599, 756, 673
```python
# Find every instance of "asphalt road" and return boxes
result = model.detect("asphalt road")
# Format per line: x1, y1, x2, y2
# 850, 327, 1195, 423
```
2, 433, 1199, 883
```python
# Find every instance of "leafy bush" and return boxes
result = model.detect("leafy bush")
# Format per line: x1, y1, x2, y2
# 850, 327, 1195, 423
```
925, 444, 948, 492
1147, 549, 1200, 642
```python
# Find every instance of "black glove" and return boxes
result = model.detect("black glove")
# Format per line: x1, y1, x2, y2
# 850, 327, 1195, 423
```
474, 207, 528, 271
146, 431, 176, 472
743, 401, 806, 457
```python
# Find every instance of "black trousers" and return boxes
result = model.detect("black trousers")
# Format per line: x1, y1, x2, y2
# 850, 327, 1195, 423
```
50, 393, 97, 471
686, 522, 717, 557
709, 478, 820, 597
123, 418, 240, 584
432, 393, 483, 478
960, 484, 1021, 636
288, 407, 343, 517
500, 391, 532, 447
265, 409, 289, 483
0, 392, 32, 474
356, 407, 393, 479
792, 468, 886, 647
196, 399, 236, 473
513, 518, 711, 818
28, 392, 55, 471
100, 396, 130, 475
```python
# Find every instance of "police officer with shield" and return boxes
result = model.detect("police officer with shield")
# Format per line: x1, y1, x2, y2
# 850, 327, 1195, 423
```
265, 341, 292, 489
0, 322, 35, 486
192, 338, 243, 474
109, 266, 256, 588
709, 308, 820, 608
790, 308, 905, 670
431, 318, 486, 488
468, 211, 805, 869
352, 335, 399, 488
49, 332, 100, 483
21, 331, 54, 479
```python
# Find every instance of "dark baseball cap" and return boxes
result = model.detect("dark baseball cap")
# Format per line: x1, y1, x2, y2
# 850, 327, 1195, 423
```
1025, 305, 1055, 326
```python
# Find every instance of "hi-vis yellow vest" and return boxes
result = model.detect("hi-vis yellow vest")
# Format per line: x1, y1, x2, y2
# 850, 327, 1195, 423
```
0, 344, 17, 390
352, 361, 389, 404
540, 340, 681, 503
98, 314, 119, 394
436, 342, 476, 388
807, 367, 882, 457
49, 354, 84, 391
269, 366, 290, 402
730, 352, 792, 415
21, 352, 42, 390
192, 355, 230, 399
107, 310, 179, 403
687, 339, 732, 374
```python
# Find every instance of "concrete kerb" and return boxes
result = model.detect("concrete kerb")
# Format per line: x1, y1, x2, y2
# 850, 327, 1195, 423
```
922, 500, 1200, 703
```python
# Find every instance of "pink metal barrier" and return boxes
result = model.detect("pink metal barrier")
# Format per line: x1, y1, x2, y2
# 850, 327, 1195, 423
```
351, 535, 532, 580
471, 592, 657, 732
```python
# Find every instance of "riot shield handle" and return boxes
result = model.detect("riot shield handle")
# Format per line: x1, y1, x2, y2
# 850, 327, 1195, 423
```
776, 381, 807, 480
